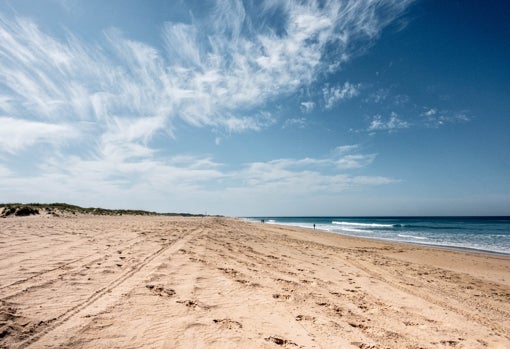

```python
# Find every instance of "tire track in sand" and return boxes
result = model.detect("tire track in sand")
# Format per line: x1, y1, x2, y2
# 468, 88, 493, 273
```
16, 227, 201, 349
0, 236, 147, 301
345, 256, 510, 339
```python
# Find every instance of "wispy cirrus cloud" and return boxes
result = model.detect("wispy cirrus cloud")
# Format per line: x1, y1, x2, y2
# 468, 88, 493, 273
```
361, 107, 471, 134
300, 101, 315, 113
0, 1, 414, 151
0, 144, 396, 214
240, 144, 379, 184
323, 82, 361, 109
0, 1, 413, 213
0, 117, 80, 154
421, 108, 470, 127
0, 164, 12, 177
235, 149, 394, 195
334, 144, 359, 154
336, 154, 377, 169
333, 145, 377, 169
0, 0, 414, 161
283, 117, 308, 129
368, 112, 409, 132
238, 160, 396, 194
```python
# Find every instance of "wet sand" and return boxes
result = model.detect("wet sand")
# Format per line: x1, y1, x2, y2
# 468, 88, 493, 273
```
1, 215, 509, 348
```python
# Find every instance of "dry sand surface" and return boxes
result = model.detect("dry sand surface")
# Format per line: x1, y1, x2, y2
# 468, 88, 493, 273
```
1, 215, 509, 349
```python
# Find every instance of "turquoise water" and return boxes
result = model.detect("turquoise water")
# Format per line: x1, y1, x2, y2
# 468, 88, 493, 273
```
245, 216, 510, 255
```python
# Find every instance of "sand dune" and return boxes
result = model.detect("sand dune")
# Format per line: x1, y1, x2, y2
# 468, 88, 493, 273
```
0, 215, 509, 348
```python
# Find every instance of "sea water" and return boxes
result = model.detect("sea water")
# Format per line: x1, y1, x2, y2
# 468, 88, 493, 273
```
245, 216, 510, 255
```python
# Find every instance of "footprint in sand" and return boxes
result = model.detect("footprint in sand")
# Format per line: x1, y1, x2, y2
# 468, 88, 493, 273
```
145, 284, 176, 297
176, 299, 210, 310
350, 342, 376, 349
403, 320, 421, 326
275, 278, 298, 286
348, 322, 368, 329
218, 267, 239, 276
272, 294, 291, 300
213, 318, 242, 330
295, 314, 315, 322
439, 339, 463, 347
234, 279, 260, 287
264, 336, 297, 346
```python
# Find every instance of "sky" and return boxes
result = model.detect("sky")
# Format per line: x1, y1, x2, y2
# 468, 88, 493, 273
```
0, 0, 509, 216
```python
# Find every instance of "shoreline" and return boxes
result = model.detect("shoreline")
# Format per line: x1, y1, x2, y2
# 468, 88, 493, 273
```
245, 217, 510, 256
1, 215, 509, 348
306, 224, 510, 257
254, 219, 510, 260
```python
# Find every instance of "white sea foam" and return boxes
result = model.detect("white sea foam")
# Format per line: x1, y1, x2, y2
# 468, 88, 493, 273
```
398, 234, 428, 240
334, 227, 367, 234
332, 221, 393, 228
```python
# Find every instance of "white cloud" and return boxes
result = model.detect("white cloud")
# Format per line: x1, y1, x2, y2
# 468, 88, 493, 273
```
0, 2, 413, 213
220, 114, 273, 133
331, 145, 377, 168
237, 146, 381, 189
336, 154, 376, 169
350, 176, 398, 186
421, 108, 470, 127
0, 116, 79, 153
0, 164, 12, 177
0, 142, 398, 215
105, 116, 166, 144
323, 82, 360, 109
300, 101, 315, 113
334, 144, 359, 154
423, 108, 437, 117
283, 117, 307, 129
368, 112, 409, 132
236, 155, 396, 194
0, 1, 413, 146
367, 88, 390, 103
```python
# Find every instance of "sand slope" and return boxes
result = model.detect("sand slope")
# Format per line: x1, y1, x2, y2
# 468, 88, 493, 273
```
0, 216, 509, 348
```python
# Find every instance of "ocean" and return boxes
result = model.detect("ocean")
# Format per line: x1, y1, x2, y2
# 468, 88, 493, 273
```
244, 216, 510, 255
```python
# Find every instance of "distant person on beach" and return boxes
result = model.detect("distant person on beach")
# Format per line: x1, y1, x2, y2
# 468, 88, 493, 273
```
313, 224, 315, 229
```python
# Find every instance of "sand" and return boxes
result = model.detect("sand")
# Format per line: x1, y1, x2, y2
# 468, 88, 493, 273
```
0, 215, 509, 349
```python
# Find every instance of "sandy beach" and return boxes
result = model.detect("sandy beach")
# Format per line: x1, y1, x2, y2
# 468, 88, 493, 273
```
1, 215, 509, 348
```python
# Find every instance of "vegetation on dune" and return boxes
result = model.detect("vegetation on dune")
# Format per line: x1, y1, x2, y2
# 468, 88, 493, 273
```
0, 203, 206, 218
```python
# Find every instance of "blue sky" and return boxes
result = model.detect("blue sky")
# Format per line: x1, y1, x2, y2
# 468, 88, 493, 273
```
0, 0, 509, 216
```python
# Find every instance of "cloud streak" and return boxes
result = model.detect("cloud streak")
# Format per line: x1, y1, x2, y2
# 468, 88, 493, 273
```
0, 117, 79, 153
421, 108, 470, 127
0, 1, 414, 145
0, 143, 396, 213
0, 1, 413, 214
368, 112, 409, 132
323, 82, 360, 109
